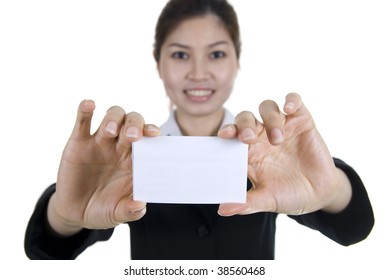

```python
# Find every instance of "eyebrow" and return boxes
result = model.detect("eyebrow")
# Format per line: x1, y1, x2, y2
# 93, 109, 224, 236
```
167, 41, 230, 49
208, 41, 229, 48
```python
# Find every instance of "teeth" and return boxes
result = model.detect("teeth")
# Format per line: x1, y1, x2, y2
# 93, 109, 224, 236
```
186, 90, 213, 97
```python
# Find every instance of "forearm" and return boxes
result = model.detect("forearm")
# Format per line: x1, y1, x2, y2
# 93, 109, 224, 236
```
289, 158, 374, 246
25, 184, 115, 259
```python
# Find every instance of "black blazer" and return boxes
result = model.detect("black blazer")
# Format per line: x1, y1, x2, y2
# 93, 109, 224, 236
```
25, 158, 374, 260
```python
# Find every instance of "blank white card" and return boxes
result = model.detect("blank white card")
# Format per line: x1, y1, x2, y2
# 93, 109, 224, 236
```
132, 136, 248, 204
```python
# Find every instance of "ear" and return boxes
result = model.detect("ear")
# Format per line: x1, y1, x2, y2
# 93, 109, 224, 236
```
235, 60, 240, 78
153, 50, 158, 62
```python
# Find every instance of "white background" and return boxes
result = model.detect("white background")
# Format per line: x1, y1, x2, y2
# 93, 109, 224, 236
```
0, 0, 388, 278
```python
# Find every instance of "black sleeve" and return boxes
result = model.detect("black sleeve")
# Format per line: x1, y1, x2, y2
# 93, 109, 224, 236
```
289, 158, 375, 246
24, 184, 114, 260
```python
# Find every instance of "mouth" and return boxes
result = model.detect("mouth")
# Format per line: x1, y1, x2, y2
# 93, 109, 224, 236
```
184, 89, 215, 102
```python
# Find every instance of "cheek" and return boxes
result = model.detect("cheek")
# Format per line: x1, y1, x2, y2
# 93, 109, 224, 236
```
216, 64, 238, 89
160, 64, 184, 92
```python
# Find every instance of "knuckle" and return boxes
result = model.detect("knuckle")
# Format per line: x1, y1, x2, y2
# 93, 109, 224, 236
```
126, 111, 145, 125
106, 105, 126, 118
236, 110, 255, 125
259, 100, 281, 119
259, 99, 277, 111
286, 92, 302, 105
287, 92, 301, 100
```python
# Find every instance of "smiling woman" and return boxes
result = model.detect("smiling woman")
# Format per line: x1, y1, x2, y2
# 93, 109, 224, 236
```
22, 0, 374, 262
157, 14, 239, 135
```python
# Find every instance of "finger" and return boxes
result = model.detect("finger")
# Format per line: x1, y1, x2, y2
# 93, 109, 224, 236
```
95, 105, 126, 144
218, 189, 275, 216
217, 124, 237, 139
218, 202, 248, 216
71, 99, 96, 140
245, 189, 276, 214
116, 199, 147, 223
283, 92, 306, 116
117, 112, 145, 148
234, 111, 258, 144
259, 100, 285, 145
143, 124, 161, 137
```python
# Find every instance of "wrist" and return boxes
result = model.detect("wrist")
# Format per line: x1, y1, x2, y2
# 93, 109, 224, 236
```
322, 168, 352, 214
46, 194, 83, 237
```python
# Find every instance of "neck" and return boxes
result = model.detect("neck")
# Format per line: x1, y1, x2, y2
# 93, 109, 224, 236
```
175, 109, 225, 136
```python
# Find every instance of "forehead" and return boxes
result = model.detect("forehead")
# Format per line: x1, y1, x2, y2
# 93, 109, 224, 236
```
164, 14, 232, 46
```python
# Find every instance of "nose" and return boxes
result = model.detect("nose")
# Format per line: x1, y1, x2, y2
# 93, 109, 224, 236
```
187, 56, 210, 81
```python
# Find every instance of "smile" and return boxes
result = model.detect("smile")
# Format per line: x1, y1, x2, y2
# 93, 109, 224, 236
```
183, 89, 215, 103
184, 89, 214, 97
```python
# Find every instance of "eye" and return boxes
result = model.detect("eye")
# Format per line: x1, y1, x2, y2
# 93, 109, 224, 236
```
210, 51, 226, 59
172, 51, 189, 60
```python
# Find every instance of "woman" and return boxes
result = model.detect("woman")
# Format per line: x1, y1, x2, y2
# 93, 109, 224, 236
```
25, 0, 374, 259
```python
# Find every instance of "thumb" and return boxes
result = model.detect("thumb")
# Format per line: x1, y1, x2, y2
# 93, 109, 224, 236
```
71, 99, 96, 140
218, 202, 248, 216
115, 199, 147, 223
218, 189, 275, 216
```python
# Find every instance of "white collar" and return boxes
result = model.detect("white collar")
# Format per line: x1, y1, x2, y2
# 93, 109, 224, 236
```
160, 109, 235, 136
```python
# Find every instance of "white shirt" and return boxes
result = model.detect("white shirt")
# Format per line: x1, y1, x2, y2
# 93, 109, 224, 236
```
160, 109, 235, 136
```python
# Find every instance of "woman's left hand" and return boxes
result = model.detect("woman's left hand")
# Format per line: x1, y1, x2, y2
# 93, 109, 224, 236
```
217, 93, 352, 216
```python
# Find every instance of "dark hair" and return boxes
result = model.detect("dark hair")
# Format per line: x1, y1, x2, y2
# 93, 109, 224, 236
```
153, 0, 241, 61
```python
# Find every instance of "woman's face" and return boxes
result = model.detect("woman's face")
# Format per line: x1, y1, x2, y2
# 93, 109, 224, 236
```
158, 14, 239, 117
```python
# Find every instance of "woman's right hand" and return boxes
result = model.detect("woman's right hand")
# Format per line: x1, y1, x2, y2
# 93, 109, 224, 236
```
47, 100, 160, 236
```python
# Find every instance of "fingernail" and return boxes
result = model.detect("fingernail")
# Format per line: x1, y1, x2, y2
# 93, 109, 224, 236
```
242, 128, 256, 141
130, 205, 146, 213
219, 125, 235, 134
145, 125, 160, 132
285, 102, 295, 111
218, 203, 248, 217
83, 99, 95, 110
105, 121, 118, 135
126, 126, 139, 138
271, 128, 284, 144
